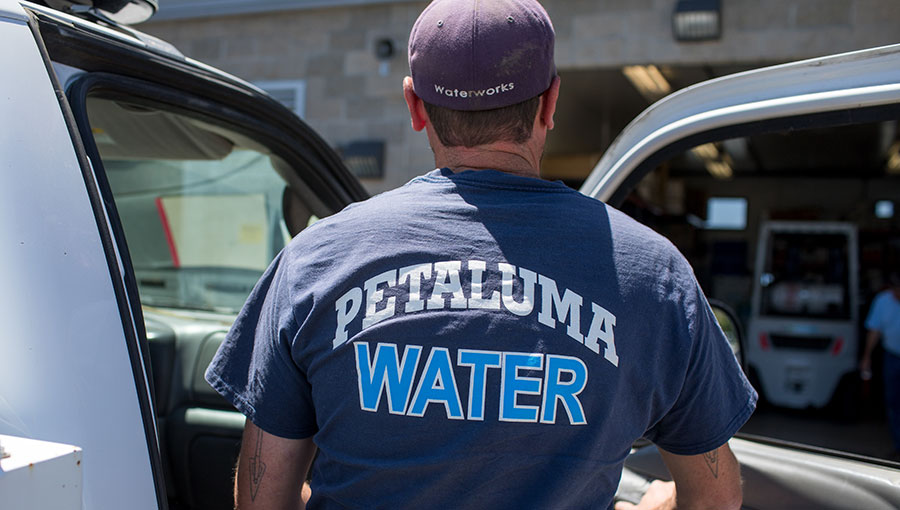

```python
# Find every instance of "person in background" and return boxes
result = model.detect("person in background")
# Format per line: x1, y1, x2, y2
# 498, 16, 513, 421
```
861, 272, 900, 460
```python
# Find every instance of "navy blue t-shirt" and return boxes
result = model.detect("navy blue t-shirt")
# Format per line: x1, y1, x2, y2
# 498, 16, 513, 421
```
206, 168, 757, 509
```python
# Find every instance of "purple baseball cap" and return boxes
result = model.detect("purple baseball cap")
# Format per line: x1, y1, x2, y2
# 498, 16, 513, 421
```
408, 0, 556, 111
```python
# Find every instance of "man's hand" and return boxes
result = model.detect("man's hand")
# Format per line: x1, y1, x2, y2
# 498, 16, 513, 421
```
860, 356, 873, 380
235, 419, 316, 509
615, 480, 676, 510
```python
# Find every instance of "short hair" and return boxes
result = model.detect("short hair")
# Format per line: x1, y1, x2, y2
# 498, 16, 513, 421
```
424, 94, 541, 148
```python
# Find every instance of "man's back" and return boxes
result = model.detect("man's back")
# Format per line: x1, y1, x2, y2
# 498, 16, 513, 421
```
208, 168, 755, 508
209, 2, 754, 508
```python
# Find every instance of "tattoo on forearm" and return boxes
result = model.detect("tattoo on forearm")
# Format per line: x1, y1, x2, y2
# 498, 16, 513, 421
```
248, 429, 267, 501
703, 450, 719, 479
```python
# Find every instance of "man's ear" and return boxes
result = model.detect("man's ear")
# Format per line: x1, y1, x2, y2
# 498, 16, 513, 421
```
540, 75, 561, 131
403, 76, 428, 132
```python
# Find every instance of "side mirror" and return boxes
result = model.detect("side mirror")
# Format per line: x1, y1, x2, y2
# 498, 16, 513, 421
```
709, 299, 744, 369
42, 0, 158, 24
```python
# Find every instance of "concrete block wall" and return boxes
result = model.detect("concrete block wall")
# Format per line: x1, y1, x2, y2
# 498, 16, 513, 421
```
143, 0, 900, 194
145, 3, 430, 195
550, 0, 900, 68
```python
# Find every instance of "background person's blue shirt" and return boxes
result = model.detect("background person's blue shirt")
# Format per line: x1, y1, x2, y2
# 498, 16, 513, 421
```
206, 168, 756, 509
866, 289, 900, 357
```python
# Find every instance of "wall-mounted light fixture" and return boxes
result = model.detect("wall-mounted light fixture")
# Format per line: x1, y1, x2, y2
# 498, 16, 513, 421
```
340, 140, 385, 179
673, 0, 721, 42
375, 38, 394, 60
375, 38, 394, 77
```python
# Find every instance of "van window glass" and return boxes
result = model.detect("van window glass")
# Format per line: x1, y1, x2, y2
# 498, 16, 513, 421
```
85, 97, 313, 313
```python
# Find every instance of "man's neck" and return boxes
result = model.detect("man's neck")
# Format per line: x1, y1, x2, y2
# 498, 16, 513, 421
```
434, 143, 542, 179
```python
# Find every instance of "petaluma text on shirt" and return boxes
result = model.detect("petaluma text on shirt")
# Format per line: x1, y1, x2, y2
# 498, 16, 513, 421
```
331, 259, 619, 367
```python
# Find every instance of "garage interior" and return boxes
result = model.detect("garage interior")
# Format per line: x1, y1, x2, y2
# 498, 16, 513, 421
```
543, 64, 763, 186
544, 66, 900, 458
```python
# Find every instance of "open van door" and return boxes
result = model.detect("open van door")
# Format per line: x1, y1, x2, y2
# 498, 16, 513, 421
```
582, 45, 900, 203
583, 44, 900, 509
1, 2, 367, 508
0, 1, 161, 507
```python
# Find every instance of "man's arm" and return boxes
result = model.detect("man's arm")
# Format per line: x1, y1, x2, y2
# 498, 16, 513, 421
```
615, 443, 741, 510
235, 419, 317, 510
662, 443, 742, 510
860, 329, 881, 377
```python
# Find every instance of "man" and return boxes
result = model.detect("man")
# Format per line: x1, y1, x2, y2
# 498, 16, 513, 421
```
860, 272, 900, 459
206, 1, 757, 508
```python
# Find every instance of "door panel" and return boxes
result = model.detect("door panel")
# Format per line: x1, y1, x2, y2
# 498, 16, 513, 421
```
0, 11, 160, 509
619, 438, 900, 509
69, 83, 346, 508
588, 46, 900, 508
607, 111, 900, 456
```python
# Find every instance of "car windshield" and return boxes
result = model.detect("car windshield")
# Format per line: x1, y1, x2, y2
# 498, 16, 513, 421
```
87, 97, 294, 313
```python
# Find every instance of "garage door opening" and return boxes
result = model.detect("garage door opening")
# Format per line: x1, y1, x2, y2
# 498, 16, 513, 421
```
542, 64, 774, 187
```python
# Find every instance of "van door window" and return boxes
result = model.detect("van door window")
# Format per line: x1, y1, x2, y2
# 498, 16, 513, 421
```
85, 96, 322, 313
616, 118, 900, 461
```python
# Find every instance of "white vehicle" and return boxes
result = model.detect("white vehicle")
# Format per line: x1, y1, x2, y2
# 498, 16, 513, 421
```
747, 221, 859, 409
580, 38, 900, 509
2, 0, 899, 508
0, 0, 367, 508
